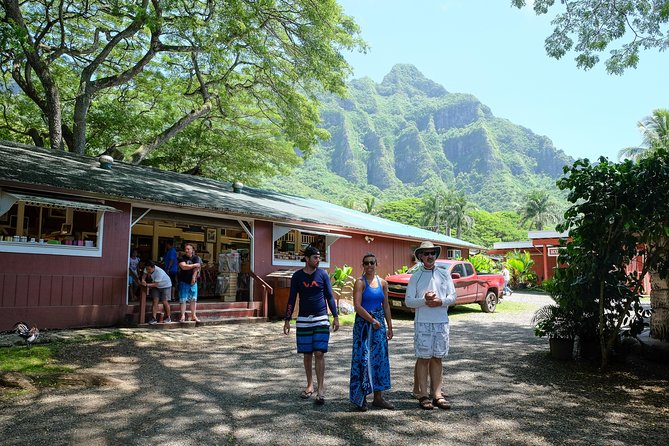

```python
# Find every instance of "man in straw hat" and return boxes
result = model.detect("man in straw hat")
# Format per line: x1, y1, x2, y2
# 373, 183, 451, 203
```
405, 241, 456, 410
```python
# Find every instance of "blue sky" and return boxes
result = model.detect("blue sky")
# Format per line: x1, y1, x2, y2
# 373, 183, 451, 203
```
337, 0, 669, 162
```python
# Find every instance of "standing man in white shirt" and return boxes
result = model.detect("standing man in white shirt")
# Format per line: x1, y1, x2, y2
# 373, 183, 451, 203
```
405, 241, 456, 411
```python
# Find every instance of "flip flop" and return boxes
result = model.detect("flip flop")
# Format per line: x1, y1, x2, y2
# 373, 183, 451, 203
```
300, 390, 313, 399
315, 395, 325, 405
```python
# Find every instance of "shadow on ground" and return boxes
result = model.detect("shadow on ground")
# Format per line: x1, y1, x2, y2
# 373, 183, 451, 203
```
1, 293, 667, 446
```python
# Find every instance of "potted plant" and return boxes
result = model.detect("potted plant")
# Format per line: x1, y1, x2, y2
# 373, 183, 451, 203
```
532, 303, 577, 360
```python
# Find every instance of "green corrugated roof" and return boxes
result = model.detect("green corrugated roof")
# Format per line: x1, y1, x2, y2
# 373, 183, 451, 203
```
0, 140, 483, 250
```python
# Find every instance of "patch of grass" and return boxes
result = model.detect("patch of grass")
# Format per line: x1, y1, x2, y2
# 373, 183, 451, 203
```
0, 345, 72, 375
1, 388, 31, 399
1, 330, 128, 398
334, 312, 356, 326
448, 300, 536, 319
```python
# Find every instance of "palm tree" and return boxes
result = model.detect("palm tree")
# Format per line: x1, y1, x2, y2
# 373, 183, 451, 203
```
419, 191, 451, 235
619, 110, 669, 342
446, 193, 474, 239
363, 196, 375, 214
520, 190, 558, 231
618, 109, 669, 161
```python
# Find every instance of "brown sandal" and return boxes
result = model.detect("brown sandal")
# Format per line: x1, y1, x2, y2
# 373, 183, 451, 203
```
418, 396, 433, 410
432, 397, 451, 410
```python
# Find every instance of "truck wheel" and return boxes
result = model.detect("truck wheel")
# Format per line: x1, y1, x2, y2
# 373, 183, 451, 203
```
480, 291, 498, 313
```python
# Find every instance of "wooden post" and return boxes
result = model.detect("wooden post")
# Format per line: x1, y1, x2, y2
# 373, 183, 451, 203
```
139, 286, 147, 324
542, 245, 548, 283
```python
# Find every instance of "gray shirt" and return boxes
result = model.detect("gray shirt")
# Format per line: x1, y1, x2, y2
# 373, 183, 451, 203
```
145, 265, 172, 289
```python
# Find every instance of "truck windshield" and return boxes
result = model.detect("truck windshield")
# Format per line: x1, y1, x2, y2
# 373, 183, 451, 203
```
407, 261, 453, 274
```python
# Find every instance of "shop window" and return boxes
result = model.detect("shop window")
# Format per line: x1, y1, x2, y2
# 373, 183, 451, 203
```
272, 224, 350, 268
0, 191, 118, 257
446, 249, 462, 259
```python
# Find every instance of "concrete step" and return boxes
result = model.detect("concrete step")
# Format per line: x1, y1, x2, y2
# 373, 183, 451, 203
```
128, 300, 265, 326
143, 307, 259, 321
138, 316, 267, 329
128, 300, 261, 313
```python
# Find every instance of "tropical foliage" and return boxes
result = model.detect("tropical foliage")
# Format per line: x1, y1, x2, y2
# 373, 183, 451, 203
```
0, 0, 365, 184
329, 265, 355, 303
505, 250, 537, 288
553, 150, 669, 368
418, 189, 453, 235
519, 189, 560, 231
375, 198, 423, 228
531, 298, 578, 339
618, 109, 669, 161
468, 254, 498, 274
511, 0, 669, 74
460, 210, 527, 248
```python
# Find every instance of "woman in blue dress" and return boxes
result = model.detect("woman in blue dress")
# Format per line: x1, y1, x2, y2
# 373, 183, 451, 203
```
349, 253, 395, 410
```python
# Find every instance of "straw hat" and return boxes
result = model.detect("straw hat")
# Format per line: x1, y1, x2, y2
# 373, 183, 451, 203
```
414, 241, 441, 259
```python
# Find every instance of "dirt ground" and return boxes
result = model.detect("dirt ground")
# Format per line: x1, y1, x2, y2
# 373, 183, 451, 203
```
1, 292, 668, 446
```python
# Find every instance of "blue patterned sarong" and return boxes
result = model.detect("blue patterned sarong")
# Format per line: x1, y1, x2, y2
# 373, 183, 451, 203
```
349, 307, 391, 407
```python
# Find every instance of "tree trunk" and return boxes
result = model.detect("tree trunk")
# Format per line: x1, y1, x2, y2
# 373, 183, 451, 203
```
4, 0, 63, 149
130, 101, 213, 165
72, 83, 92, 155
650, 270, 669, 341
649, 236, 669, 341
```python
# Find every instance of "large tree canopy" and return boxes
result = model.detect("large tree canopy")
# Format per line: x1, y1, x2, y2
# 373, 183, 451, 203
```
0, 0, 365, 183
511, 0, 669, 74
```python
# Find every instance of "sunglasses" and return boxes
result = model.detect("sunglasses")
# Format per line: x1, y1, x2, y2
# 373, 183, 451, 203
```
422, 251, 437, 256
363, 260, 376, 266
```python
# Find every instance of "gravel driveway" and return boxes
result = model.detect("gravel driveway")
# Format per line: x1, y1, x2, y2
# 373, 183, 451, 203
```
1, 292, 668, 446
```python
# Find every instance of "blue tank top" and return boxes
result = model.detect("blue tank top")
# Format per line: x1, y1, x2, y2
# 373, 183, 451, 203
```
361, 275, 384, 312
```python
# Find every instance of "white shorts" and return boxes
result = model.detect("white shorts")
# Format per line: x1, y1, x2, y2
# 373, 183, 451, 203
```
414, 321, 450, 359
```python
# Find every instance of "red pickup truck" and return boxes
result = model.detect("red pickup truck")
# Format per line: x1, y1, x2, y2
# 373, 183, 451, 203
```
386, 260, 505, 313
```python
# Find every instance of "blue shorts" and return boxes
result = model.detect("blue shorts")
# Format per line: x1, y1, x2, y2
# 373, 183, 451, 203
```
295, 315, 331, 353
179, 282, 198, 303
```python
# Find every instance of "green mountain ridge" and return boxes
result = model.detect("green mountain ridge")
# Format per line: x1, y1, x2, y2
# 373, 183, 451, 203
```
263, 64, 572, 212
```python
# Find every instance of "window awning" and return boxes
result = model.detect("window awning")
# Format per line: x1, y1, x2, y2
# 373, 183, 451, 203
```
132, 209, 244, 231
0, 191, 119, 215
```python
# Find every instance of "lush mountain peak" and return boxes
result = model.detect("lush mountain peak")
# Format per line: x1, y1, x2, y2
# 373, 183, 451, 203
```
379, 64, 448, 98
264, 66, 572, 212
